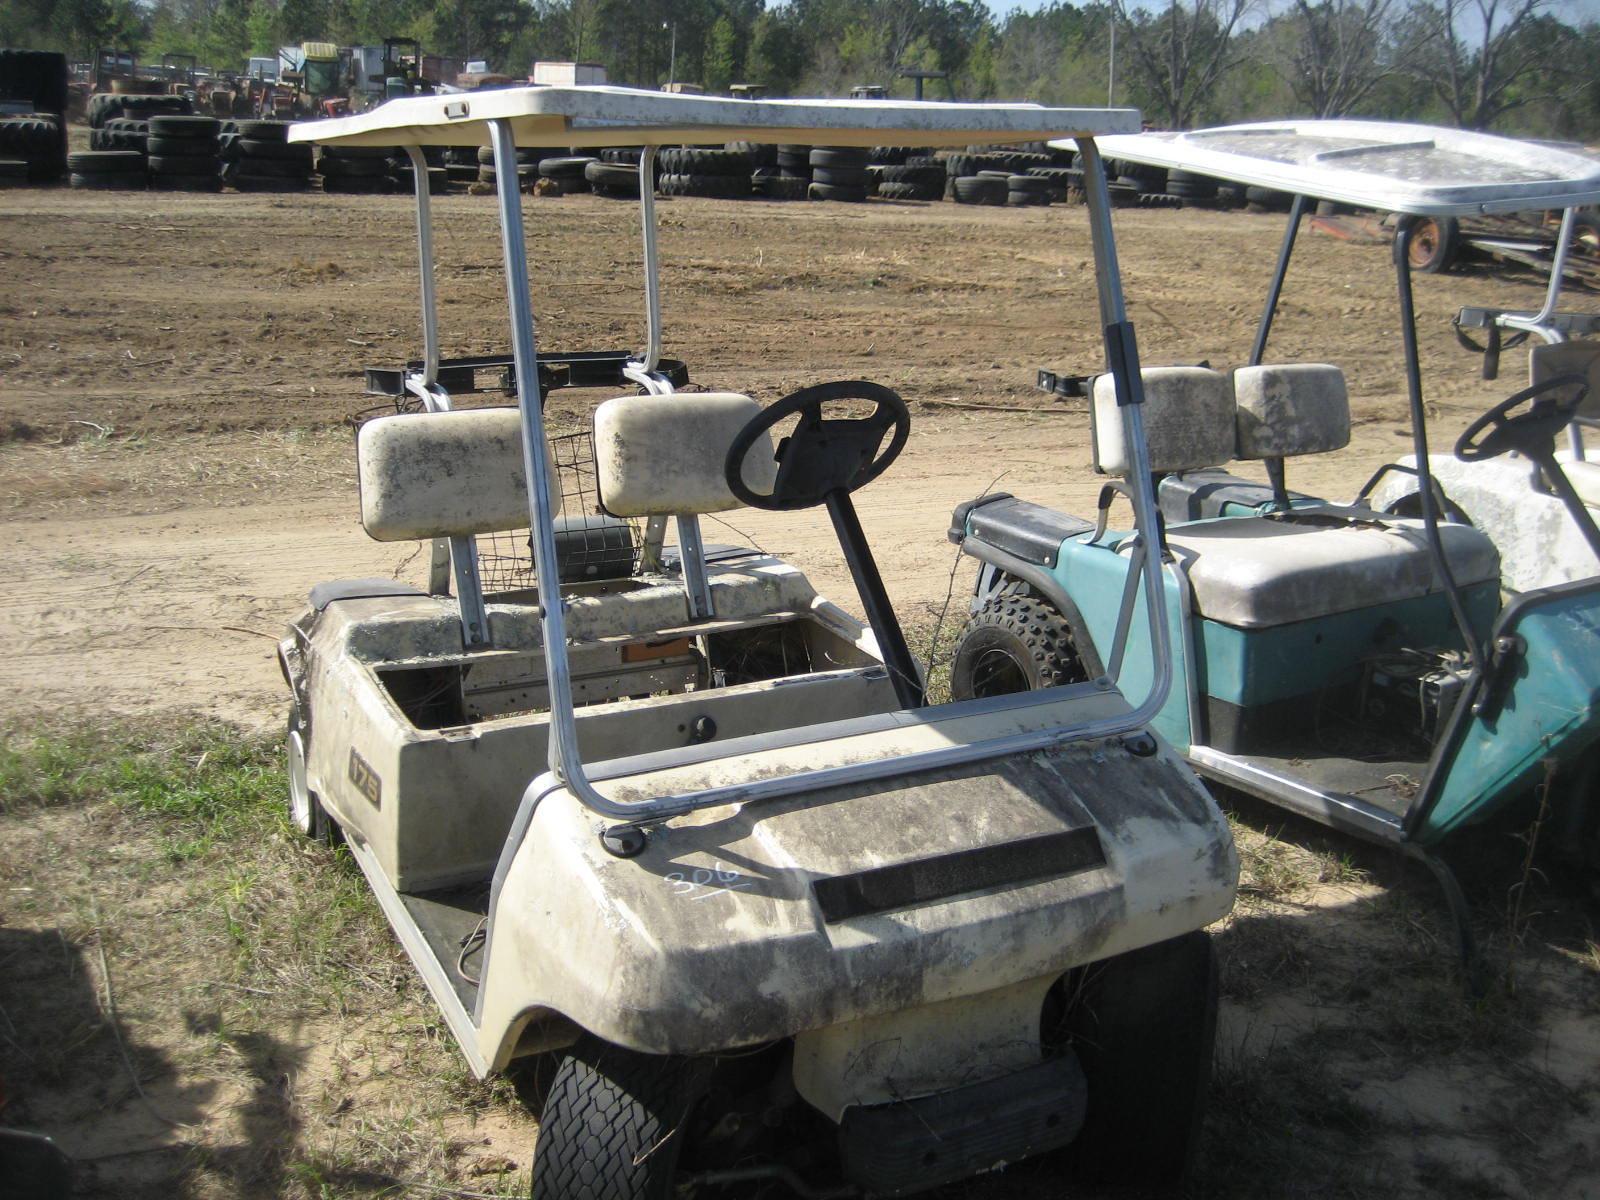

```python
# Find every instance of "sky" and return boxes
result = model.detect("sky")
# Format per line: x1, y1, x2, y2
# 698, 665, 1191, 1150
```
993, 0, 1600, 21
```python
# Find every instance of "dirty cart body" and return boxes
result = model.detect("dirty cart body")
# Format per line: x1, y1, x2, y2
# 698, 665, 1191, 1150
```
950, 121, 1600, 929
278, 87, 1237, 1197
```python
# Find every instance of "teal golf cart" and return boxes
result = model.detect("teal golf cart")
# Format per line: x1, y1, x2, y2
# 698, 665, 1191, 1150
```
949, 122, 1600, 956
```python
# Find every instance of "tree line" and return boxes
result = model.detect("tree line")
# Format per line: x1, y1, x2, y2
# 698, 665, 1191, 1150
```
5, 0, 1599, 138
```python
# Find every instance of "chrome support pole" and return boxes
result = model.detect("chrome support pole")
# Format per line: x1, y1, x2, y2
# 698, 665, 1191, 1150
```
404, 146, 441, 386
675, 514, 714, 619
488, 118, 590, 787
1075, 136, 1174, 719
1529, 206, 1578, 329
638, 145, 663, 374
403, 163, 478, 627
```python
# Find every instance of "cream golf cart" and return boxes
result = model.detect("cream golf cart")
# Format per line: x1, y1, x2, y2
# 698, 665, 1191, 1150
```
278, 88, 1238, 1197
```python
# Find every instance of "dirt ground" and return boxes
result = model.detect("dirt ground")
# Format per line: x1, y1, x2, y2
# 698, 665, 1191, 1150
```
2, 182, 1597, 1198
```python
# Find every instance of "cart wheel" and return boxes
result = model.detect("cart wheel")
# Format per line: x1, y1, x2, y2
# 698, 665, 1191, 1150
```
532, 1036, 711, 1200
1052, 932, 1218, 1185
949, 591, 1088, 699
286, 705, 336, 845
1407, 216, 1459, 274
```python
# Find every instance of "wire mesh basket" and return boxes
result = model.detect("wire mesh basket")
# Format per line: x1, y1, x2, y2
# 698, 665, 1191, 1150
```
477, 428, 642, 594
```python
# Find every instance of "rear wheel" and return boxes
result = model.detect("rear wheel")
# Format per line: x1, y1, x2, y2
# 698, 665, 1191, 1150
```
950, 591, 1088, 699
1050, 932, 1218, 1185
532, 1036, 710, 1199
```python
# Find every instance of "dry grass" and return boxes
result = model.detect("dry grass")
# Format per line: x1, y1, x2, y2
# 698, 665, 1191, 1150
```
0, 719, 533, 1199
2, 719, 1597, 1199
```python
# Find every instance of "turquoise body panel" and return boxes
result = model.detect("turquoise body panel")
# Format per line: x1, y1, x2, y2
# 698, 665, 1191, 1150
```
1414, 583, 1600, 843
1051, 530, 1497, 754
967, 508, 1598, 843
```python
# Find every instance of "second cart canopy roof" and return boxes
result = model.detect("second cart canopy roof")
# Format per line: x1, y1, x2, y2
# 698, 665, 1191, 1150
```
1085, 120, 1600, 216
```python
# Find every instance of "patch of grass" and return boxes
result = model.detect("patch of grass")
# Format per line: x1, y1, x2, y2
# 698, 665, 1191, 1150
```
0, 719, 281, 858
0, 717, 534, 1199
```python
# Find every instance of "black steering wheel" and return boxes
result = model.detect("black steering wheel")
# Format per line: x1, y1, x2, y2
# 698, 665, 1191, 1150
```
1455, 374, 1589, 463
725, 380, 910, 511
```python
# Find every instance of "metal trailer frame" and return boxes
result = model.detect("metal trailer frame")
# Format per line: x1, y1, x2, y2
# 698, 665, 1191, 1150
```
290, 88, 1171, 838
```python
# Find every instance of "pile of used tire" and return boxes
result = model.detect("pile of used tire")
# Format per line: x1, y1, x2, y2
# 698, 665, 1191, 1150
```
389, 146, 447, 195
869, 147, 942, 202
731, 140, 778, 195
756, 144, 812, 200
946, 149, 1057, 207
658, 147, 751, 198
476, 143, 537, 190
220, 119, 315, 192
0, 49, 67, 182
87, 91, 190, 131
67, 148, 146, 190
146, 114, 221, 192
0, 114, 64, 184
536, 155, 594, 195
89, 116, 148, 152
1164, 168, 1217, 206
586, 151, 641, 198
1023, 165, 1078, 203
443, 146, 478, 186
808, 147, 869, 202
318, 144, 392, 194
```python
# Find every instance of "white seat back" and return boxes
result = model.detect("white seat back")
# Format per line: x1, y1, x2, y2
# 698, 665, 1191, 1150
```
358, 407, 561, 543
595, 392, 778, 516
1092, 367, 1235, 475
1530, 341, 1600, 422
1232, 363, 1350, 459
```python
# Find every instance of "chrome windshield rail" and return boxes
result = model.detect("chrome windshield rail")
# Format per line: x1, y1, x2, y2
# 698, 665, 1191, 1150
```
489, 121, 1172, 825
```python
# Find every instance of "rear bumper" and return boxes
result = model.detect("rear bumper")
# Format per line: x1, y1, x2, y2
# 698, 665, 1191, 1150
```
838, 1055, 1087, 1196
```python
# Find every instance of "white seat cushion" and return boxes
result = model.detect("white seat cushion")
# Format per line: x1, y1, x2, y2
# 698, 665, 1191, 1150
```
1164, 515, 1500, 629
595, 392, 777, 516
1233, 363, 1350, 459
1092, 367, 1235, 475
1560, 459, 1600, 507
358, 407, 560, 543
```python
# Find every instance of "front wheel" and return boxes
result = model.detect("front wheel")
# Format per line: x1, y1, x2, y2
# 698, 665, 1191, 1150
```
949, 591, 1089, 700
286, 705, 336, 845
532, 1036, 711, 1199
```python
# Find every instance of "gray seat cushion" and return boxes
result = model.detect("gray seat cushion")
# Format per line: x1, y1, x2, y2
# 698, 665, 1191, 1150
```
1164, 515, 1500, 628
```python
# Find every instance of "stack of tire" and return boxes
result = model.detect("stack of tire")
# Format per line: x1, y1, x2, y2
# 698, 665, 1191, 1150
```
808, 147, 869, 203
1165, 169, 1216, 206
87, 92, 190, 132
390, 146, 447, 195
476, 144, 537, 191
1005, 173, 1053, 207
145, 115, 221, 192
1024, 166, 1078, 204
0, 114, 65, 184
658, 147, 751, 199
1244, 187, 1294, 214
90, 117, 148, 152
757, 144, 811, 200
0, 49, 68, 182
729, 140, 780, 196
875, 154, 944, 202
67, 149, 146, 190
318, 144, 392, 194
585, 158, 640, 198
221, 119, 314, 192
1111, 158, 1167, 197
951, 170, 1008, 206
536, 156, 594, 195
443, 147, 479, 186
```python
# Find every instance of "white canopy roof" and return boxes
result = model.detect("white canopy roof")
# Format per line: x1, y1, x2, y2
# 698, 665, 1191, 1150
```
1080, 120, 1600, 216
290, 84, 1140, 149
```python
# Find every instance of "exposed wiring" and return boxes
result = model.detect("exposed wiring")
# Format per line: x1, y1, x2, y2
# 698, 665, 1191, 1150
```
456, 915, 489, 986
